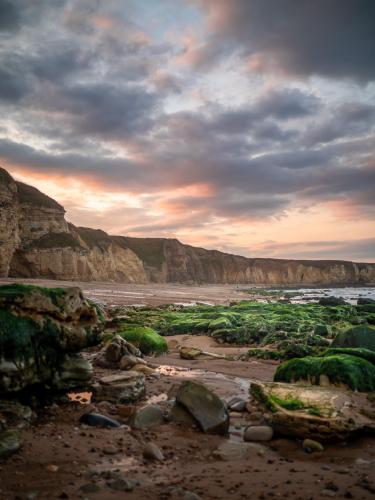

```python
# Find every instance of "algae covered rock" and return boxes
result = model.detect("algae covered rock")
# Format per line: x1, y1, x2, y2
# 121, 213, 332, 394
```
274, 354, 375, 392
0, 283, 101, 394
117, 325, 167, 355
319, 296, 348, 306
250, 381, 375, 440
94, 335, 143, 369
175, 380, 229, 435
332, 325, 375, 351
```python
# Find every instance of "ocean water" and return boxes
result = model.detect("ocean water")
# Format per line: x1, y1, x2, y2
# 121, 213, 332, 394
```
271, 286, 375, 304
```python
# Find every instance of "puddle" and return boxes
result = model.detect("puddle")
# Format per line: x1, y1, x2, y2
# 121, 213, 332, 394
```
67, 391, 92, 404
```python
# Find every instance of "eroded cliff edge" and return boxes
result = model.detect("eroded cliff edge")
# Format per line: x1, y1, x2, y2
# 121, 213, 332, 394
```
1, 167, 374, 285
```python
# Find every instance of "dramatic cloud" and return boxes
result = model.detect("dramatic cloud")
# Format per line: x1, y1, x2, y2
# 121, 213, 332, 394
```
195, 0, 375, 81
0, 0, 374, 261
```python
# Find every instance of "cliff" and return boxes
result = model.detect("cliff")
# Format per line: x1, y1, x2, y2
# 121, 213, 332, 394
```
1, 167, 374, 285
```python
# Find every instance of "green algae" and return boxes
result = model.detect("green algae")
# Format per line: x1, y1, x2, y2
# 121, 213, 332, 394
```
331, 325, 375, 351
275, 354, 375, 392
117, 325, 167, 355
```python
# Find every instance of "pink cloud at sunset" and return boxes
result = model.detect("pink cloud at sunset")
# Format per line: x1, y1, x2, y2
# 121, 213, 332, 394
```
0, 0, 374, 262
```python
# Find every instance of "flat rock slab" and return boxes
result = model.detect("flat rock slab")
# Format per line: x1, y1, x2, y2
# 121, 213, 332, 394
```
175, 380, 229, 435
92, 371, 145, 404
251, 381, 375, 441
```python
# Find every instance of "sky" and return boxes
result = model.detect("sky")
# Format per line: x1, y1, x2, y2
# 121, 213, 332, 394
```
0, 0, 374, 262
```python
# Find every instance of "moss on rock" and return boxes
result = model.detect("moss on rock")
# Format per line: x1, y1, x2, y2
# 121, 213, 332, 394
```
274, 354, 375, 392
332, 325, 375, 351
118, 325, 167, 355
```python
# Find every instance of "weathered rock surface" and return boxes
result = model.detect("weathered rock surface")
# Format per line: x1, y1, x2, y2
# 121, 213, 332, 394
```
251, 381, 375, 441
92, 372, 145, 404
93, 335, 144, 370
130, 404, 164, 428
175, 381, 229, 435
0, 283, 100, 394
1, 167, 374, 285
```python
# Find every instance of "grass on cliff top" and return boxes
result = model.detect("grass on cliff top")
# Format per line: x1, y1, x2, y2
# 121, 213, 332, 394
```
16, 181, 64, 210
274, 354, 375, 392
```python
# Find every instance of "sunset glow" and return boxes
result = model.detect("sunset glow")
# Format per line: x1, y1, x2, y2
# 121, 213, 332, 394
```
1, 0, 374, 261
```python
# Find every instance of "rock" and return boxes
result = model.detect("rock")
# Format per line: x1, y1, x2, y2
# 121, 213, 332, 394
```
228, 397, 246, 412
79, 413, 121, 428
80, 483, 101, 493
167, 339, 180, 350
92, 372, 145, 404
102, 445, 118, 455
0, 284, 100, 395
53, 354, 93, 390
0, 400, 34, 430
169, 404, 197, 426
116, 405, 136, 419
179, 347, 202, 360
131, 364, 155, 374
331, 325, 375, 352
244, 425, 274, 442
212, 441, 267, 461
357, 297, 375, 305
94, 335, 143, 370
130, 405, 164, 429
143, 442, 164, 461
275, 352, 375, 391
303, 438, 324, 453
107, 478, 134, 492
319, 296, 349, 306
119, 354, 138, 370
175, 381, 229, 435
251, 381, 375, 441
0, 429, 21, 458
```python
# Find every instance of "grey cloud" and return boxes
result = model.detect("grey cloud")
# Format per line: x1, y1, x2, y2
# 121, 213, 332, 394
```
0, 0, 19, 31
196, 0, 375, 81
255, 89, 320, 119
0, 67, 28, 101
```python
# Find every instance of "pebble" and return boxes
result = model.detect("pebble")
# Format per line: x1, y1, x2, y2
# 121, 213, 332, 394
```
143, 442, 164, 461
107, 478, 134, 492
321, 489, 336, 497
102, 445, 118, 455
80, 483, 100, 494
228, 397, 247, 412
244, 425, 273, 442
79, 413, 121, 428
303, 439, 324, 453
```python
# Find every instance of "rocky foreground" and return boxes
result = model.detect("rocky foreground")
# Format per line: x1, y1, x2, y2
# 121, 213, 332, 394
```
1, 284, 375, 499
1, 167, 375, 285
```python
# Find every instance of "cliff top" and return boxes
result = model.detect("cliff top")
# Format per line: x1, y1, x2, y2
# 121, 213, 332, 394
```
16, 181, 65, 211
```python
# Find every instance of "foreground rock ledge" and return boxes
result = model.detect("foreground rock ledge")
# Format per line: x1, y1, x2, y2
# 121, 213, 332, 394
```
251, 381, 375, 441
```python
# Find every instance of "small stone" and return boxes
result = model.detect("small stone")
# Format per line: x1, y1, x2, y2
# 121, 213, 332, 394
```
130, 405, 164, 429
303, 439, 324, 453
244, 425, 273, 442
143, 442, 164, 461
107, 478, 133, 492
119, 354, 138, 370
80, 483, 100, 493
102, 445, 118, 455
321, 489, 336, 497
79, 413, 121, 428
46, 464, 59, 472
228, 397, 246, 412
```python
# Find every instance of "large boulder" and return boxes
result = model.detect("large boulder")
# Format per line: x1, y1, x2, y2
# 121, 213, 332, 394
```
332, 325, 375, 351
251, 381, 375, 441
0, 283, 101, 394
274, 354, 375, 392
174, 381, 229, 435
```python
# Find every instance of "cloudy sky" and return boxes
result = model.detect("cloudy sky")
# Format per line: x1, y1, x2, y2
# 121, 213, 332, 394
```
1, 0, 374, 261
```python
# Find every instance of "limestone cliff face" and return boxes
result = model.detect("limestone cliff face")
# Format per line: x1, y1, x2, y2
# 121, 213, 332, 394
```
0, 169, 19, 276
1, 167, 374, 285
